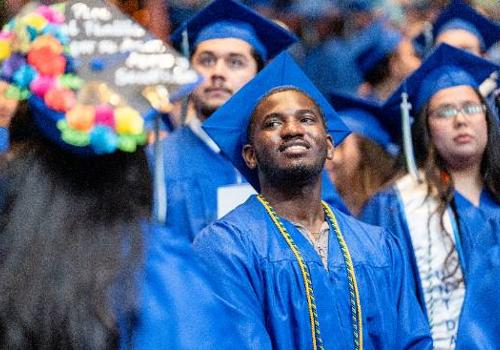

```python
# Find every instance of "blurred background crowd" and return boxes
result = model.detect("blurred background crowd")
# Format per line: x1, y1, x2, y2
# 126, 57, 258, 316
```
2, 0, 499, 98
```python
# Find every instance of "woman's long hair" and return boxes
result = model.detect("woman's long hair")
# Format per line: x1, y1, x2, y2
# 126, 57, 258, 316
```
412, 90, 500, 279
0, 103, 152, 349
334, 134, 402, 215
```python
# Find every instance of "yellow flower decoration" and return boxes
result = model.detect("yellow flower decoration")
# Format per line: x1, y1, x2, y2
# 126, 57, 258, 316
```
21, 13, 48, 32
115, 107, 143, 135
0, 40, 11, 61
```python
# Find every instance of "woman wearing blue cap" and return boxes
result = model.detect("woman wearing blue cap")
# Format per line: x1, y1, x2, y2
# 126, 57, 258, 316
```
360, 44, 500, 349
0, 3, 246, 349
327, 92, 402, 215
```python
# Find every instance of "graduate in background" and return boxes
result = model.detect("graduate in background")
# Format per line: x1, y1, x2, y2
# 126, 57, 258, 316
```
194, 52, 432, 350
162, 0, 348, 242
360, 44, 500, 350
0, 3, 246, 349
355, 21, 421, 102
327, 91, 402, 216
413, 0, 500, 58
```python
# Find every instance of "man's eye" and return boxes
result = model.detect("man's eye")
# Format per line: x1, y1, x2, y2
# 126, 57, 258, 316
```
198, 56, 216, 67
264, 119, 281, 128
301, 115, 316, 124
227, 58, 245, 69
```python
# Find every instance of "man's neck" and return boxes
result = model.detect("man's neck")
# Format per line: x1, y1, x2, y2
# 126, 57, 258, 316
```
450, 163, 483, 206
261, 180, 325, 234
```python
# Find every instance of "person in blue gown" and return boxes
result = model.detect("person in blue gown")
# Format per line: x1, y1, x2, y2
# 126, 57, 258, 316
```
194, 52, 432, 349
160, 0, 348, 241
360, 44, 500, 349
0, 4, 246, 349
327, 91, 402, 216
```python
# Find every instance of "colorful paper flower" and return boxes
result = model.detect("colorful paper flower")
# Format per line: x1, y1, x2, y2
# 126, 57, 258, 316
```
36, 5, 64, 24
1, 53, 26, 80
42, 24, 69, 45
5, 85, 29, 100
57, 119, 90, 147
21, 13, 48, 32
66, 104, 95, 132
27, 46, 66, 76
0, 39, 11, 61
95, 105, 115, 128
44, 87, 76, 112
31, 34, 63, 55
58, 74, 83, 90
30, 75, 55, 97
90, 125, 118, 154
115, 107, 144, 135
12, 65, 37, 88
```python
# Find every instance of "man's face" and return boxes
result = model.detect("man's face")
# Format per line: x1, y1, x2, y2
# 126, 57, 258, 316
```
190, 38, 258, 120
435, 29, 482, 56
243, 89, 334, 188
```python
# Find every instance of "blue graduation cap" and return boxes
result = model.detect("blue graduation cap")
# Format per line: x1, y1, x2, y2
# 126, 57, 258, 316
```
354, 21, 402, 78
170, 0, 298, 61
383, 43, 499, 179
329, 91, 399, 155
202, 52, 350, 191
413, 0, 500, 56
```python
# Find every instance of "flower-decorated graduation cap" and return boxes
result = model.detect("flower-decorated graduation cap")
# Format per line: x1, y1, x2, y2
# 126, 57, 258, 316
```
329, 91, 399, 155
170, 0, 298, 61
413, 0, 500, 57
202, 52, 350, 191
354, 20, 402, 79
0, 0, 199, 156
383, 43, 499, 179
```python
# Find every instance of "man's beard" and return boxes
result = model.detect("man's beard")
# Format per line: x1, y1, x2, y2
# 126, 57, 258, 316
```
256, 150, 326, 191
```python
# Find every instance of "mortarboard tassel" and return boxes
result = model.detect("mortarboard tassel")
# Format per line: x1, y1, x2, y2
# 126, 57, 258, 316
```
400, 91, 421, 182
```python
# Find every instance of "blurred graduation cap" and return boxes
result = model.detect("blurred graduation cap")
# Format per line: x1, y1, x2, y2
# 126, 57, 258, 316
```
329, 91, 399, 155
383, 43, 499, 180
170, 0, 298, 61
202, 52, 350, 191
354, 20, 402, 79
0, 0, 200, 222
0, 0, 199, 155
413, 0, 500, 57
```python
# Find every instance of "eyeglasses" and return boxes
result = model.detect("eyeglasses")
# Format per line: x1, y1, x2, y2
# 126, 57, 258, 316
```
429, 103, 486, 120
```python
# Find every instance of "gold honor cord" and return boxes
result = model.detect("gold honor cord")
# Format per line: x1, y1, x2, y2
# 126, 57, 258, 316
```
257, 195, 363, 350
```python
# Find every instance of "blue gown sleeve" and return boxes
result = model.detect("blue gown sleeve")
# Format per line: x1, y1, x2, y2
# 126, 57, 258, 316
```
0, 127, 9, 153
193, 222, 273, 349
131, 224, 248, 349
384, 230, 433, 350
456, 216, 500, 350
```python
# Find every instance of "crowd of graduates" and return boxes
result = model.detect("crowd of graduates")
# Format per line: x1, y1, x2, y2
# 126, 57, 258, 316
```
0, 0, 499, 349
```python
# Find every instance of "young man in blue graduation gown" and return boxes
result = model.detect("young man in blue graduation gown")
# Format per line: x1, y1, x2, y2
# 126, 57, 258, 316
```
160, 0, 348, 241
193, 52, 432, 349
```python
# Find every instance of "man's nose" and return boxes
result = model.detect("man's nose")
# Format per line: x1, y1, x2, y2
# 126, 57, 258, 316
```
211, 59, 228, 80
281, 118, 305, 137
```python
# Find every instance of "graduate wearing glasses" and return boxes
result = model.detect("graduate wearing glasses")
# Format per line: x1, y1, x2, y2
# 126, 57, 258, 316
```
360, 44, 500, 350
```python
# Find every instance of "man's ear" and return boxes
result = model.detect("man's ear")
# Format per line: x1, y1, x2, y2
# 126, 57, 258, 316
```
242, 144, 257, 169
326, 135, 335, 160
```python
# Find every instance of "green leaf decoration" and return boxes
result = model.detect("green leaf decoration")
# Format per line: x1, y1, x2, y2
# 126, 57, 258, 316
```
59, 74, 83, 90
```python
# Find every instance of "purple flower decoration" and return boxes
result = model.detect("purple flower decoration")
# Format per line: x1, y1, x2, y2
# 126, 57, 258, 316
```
1, 53, 26, 81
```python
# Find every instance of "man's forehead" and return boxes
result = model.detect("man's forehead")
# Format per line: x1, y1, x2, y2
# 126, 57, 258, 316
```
255, 89, 319, 113
192, 38, 254, 58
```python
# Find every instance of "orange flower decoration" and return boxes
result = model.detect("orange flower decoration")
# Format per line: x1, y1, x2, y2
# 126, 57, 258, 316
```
44, 87, 76, 112
31, 35, 63, 55
27, 46, 66, 76
66, 104, 96, 132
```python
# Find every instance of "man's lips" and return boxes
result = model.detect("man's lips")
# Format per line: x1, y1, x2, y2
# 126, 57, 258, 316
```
205, 87, 232, 95
279, 140, 311, 153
